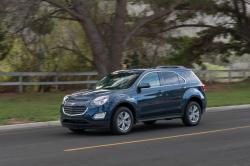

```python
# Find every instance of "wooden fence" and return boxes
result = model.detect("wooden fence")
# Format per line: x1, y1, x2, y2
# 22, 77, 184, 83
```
0, 72, 98, 93
193, 69, 250, 83
0, 69, 249, 93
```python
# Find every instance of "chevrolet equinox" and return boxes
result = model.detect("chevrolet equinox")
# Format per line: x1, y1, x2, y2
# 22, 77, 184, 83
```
60, 66, 206, 134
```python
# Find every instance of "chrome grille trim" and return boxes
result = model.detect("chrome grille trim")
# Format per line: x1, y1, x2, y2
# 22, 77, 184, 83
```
62, 105, 88, 117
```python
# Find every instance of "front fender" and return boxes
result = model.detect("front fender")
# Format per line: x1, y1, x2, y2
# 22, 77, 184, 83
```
108, 94, 137, 115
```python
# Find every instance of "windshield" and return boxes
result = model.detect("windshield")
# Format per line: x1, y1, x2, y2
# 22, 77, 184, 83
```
95, 72, 141, 90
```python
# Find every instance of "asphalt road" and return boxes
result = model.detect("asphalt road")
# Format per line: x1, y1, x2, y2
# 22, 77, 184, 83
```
0, 108, 250, 166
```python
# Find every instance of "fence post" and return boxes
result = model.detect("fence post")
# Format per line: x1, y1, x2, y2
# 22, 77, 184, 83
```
18, 75, 23, 93
243, 70, 246, 79
228, 70, 232, 83
86, 75, 91, 89
202, 70, 206, 81
207, 70, 212, 83
205, 70, 209, 82
55, 74, 59, 91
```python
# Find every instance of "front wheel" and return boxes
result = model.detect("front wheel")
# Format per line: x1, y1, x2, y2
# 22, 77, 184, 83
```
182, 101, 202, 126
111, 107, 134, 135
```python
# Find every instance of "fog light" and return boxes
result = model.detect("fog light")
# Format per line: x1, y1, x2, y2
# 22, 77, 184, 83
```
93, 112, 106, 120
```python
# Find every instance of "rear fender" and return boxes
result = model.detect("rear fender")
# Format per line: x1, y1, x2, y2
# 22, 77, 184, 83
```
181, 88, 206, 114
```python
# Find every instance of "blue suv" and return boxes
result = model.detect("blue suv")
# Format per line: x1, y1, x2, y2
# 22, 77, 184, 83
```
60, 66, 206, 134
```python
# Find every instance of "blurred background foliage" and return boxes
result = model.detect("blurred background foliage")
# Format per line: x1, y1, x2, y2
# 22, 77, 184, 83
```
0, 0, 250, 79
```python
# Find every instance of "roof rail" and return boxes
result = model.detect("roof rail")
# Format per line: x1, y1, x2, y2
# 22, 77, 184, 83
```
156, 66, 186, 69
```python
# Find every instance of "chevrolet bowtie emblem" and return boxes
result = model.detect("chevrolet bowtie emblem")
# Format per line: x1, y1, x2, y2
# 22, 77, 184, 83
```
67, 102, 76, 106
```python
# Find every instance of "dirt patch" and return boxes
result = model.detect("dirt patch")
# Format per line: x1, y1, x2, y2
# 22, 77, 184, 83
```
206, 83, 226, 91
3, 119, 33, 125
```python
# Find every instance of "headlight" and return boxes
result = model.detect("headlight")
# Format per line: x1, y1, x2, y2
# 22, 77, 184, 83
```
62, 95, 69, 104
92, 96, 109, 106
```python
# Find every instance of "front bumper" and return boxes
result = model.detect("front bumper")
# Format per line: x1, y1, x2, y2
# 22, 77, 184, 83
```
61, 117, 109, 129
60, 105, 111, 130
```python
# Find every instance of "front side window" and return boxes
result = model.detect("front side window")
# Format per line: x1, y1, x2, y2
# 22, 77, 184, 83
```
162, 72, 180, 85
95, 72, 141, 90
140, 72, 160, 87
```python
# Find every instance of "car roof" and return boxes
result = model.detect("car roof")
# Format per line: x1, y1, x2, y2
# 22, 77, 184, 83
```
113, 66, 191, 74
135, 66, 189, 73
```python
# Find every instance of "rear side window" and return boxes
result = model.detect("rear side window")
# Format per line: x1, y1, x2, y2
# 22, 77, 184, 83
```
180, 70, 200, 83
161, 72, 180, 85
140, 72, 160, 87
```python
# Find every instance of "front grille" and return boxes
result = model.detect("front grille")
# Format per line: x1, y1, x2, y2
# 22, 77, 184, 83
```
63, 105, 87, 116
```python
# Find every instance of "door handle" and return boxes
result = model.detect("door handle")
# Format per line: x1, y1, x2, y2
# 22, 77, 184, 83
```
158, 90, 163, 96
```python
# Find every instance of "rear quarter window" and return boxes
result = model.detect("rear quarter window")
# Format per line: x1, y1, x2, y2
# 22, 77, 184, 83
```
180, 70, 201, 83
178, 76, 185, 84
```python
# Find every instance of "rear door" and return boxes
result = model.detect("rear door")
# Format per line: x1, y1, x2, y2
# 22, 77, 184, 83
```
160, 72, 186, 115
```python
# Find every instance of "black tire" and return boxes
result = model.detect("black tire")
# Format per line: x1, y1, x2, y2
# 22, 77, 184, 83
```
143, 120, 156, 125
111, 107, 134, 135
69, 128, 84, 133
182, 101, 202, 126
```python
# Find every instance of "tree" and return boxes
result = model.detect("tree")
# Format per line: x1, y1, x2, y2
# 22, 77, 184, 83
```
0, 29, 13, 61
166, 0, 250, 65
7, 0, 247, 74
0, 1, 13, 60
4, 0, 218, 74
32, 0, 182, 76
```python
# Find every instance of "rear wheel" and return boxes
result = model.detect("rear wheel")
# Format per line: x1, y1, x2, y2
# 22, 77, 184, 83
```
111, 107, 134, 135
182, 101, 202, 126
143, 120, 156, 125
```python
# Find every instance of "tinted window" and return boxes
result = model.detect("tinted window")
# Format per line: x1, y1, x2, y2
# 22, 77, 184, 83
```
178, 76, 185, 84
180, 71, 200, 83
140, 72, 160, 87
162, 72, 179, 85
95, 72, 141, 90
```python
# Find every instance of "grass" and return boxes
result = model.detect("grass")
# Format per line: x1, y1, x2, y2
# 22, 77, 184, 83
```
0, 93, 67, 125
0, 81, 249, 124
206, 81, 250, 107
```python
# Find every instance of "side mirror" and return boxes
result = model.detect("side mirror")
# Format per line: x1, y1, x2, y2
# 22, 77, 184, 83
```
137, 83, 150, 92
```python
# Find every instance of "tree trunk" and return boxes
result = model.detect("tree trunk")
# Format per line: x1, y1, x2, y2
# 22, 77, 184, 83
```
109, 0, 127, 72
75, 0, 127, 76
72, 0, 110, 76
44, 0, 176, 76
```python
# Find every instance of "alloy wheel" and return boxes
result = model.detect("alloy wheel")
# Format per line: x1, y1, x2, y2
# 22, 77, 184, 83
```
188, 104, 200, 123
117, 111, 132, 132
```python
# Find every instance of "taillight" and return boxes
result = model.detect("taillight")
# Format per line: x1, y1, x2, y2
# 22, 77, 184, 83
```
201, 84, 206, 92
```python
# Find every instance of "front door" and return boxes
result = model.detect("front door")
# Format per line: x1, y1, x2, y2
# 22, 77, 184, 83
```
137, 72, 166, 119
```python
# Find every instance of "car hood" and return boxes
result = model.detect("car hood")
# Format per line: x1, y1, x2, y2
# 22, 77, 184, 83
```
68, 89, 113, 101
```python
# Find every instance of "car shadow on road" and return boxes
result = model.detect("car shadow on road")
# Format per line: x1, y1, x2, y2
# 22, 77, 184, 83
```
59, 120, 186, 137
133, 121, 185, 134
